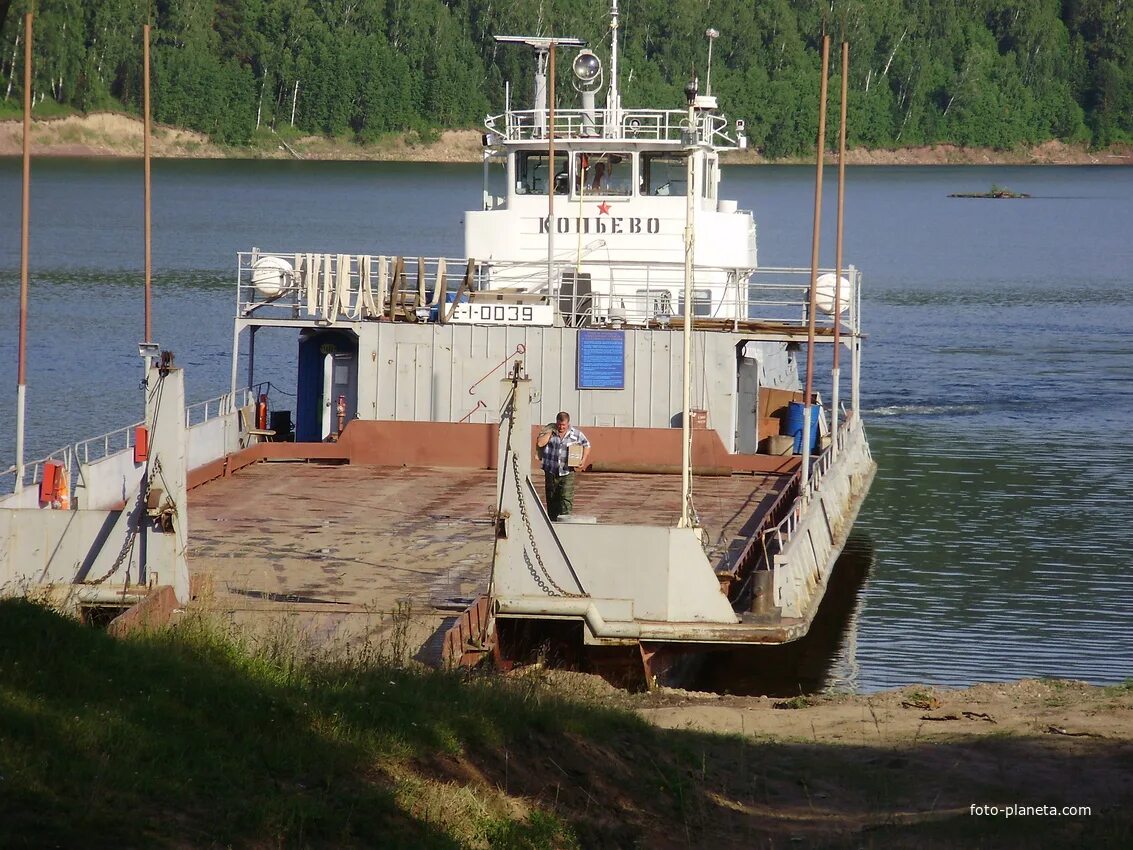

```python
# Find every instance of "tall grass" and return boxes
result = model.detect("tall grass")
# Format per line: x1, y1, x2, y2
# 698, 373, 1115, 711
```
0, 599, 632, 848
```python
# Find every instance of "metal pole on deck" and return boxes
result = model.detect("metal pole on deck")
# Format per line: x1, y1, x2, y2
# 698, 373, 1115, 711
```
247, 326, 257, 392
143, 24, 153, 345
852, 280, 861, 417
679, 88, 697, 529
802, 35, 830, 490
831, 40, 849, 461
15, 13, 32, 494
547, 42, 556, 297
608, 0, 620, 128
230, 319, 241, 403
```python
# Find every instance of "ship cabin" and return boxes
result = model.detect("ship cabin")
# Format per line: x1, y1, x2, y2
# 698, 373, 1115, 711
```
226, 33, 862, 454
464, 35, 757, 327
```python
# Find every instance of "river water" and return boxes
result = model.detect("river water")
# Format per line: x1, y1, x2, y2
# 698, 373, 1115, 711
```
1, 158, 1130, 693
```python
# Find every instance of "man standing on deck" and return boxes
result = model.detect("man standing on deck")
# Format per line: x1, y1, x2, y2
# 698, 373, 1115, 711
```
537, 411, 591, 521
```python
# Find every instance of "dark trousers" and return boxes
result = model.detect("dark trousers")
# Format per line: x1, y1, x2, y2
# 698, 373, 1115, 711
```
544, 471, 575, 520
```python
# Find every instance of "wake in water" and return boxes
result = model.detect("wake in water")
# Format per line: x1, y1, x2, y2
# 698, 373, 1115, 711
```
867, 402, 983, 417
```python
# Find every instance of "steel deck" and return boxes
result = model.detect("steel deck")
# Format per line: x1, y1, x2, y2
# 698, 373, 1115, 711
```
187, 462, 790, 662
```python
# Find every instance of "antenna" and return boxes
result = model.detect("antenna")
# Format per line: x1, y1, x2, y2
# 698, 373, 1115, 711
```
704, 28, 719, 97
607, 0, 620, 132
494, 35, 585, 137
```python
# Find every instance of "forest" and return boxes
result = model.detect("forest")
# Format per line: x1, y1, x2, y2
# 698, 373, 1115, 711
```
0, 0, 1130, 156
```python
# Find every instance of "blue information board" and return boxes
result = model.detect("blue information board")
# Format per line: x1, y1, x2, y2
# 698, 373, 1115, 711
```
577, 330, 625, 389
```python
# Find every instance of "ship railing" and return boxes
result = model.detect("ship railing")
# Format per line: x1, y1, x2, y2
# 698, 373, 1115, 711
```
0, 446, 75, 504
1, 424, 139, 506
73, 421, 144, 467
184, 388, 252, 428
487, 108, 737, 148
765, 413, 864, 554
236, 252, 488, 323
236, 251, 860, 336
489, 261, 859, 332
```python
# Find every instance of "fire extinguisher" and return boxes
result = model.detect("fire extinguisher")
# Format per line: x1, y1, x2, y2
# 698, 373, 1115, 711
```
336, 394, 347, 436
256, 393, 269, 430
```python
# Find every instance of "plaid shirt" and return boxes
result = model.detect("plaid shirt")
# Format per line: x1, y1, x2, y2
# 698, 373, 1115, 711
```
541, 426, 590, 476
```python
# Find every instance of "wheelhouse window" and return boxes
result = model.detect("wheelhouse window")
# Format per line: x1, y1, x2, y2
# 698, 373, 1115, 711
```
574, 152, 632, 196
679, 289, 713, 317
516, 151, 568, 195
641, 154, 687, 196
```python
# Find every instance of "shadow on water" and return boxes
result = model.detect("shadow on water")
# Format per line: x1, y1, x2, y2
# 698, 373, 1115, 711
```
691, 535, 876, 696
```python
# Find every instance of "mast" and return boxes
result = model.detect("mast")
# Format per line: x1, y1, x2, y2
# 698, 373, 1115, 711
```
606, 0, 619, 134
801, 35, 830, 491
678, 78, 697, 529
143, 23, 153, 346
547, 41, 556, 295
832, 41, 849, 460
15, 12, 32, 494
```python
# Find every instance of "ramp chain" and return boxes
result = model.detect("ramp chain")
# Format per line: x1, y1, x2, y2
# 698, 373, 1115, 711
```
513, 453, 585, 598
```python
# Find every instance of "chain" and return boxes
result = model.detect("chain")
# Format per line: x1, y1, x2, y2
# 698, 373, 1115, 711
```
512, 453, 585, 598
522, 549, 556, 596
88, 508, 140, 586
87, 459, 162, 586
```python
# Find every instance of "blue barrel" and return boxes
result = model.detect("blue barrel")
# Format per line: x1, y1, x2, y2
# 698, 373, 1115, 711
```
785, 401, 820, 454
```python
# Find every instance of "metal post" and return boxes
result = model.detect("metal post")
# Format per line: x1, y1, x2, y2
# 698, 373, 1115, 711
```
229, 320, 241, 403
547, 41, 556, 298
247, 325, 257, 392
15, 13, 32, 494
608, 0, 620, 132
832, 40, 849, 460
801, 35, 830, 491
143, 24, 152, 345
679, 104, 696, 529
851, 272, 861, 418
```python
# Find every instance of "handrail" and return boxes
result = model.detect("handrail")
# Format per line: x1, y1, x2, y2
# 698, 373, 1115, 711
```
485, 107, 737, 148
722, 410, 871, 592
1, 386, 261, 500
73, 421, 143, 467
0, 445, 74, 496
767, 415, 866, 553
185, 388, 251, 428
236, 250, 862, 333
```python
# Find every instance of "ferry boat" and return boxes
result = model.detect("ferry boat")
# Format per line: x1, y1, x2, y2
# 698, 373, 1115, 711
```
1, 5, 875, 686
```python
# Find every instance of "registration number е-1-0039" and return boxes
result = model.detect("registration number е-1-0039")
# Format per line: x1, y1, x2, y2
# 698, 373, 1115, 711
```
448, 303, 555, 326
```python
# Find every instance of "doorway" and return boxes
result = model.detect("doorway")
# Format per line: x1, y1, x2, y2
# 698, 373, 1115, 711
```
296, 330, 358, 441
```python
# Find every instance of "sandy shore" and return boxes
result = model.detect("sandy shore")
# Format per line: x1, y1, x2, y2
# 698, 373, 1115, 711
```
530, 672, 1133, 846
634, 677, 1133, 745
2, 112, 1131, 165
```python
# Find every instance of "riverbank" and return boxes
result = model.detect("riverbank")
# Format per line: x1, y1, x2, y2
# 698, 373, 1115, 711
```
2, 112, 1131, 165
1, 599, 1129, 848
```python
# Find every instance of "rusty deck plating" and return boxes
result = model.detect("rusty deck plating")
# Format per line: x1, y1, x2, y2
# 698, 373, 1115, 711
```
187, 461, 791, 662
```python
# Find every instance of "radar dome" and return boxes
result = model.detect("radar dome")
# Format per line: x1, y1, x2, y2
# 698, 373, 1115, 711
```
251, 255, 293, 298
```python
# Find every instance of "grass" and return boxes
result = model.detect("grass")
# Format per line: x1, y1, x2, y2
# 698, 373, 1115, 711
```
1, 598, 1130, 849
0, 599, 633, 848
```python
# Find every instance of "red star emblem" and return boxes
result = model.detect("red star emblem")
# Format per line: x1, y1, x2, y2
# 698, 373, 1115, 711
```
597, 201, 611, 215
